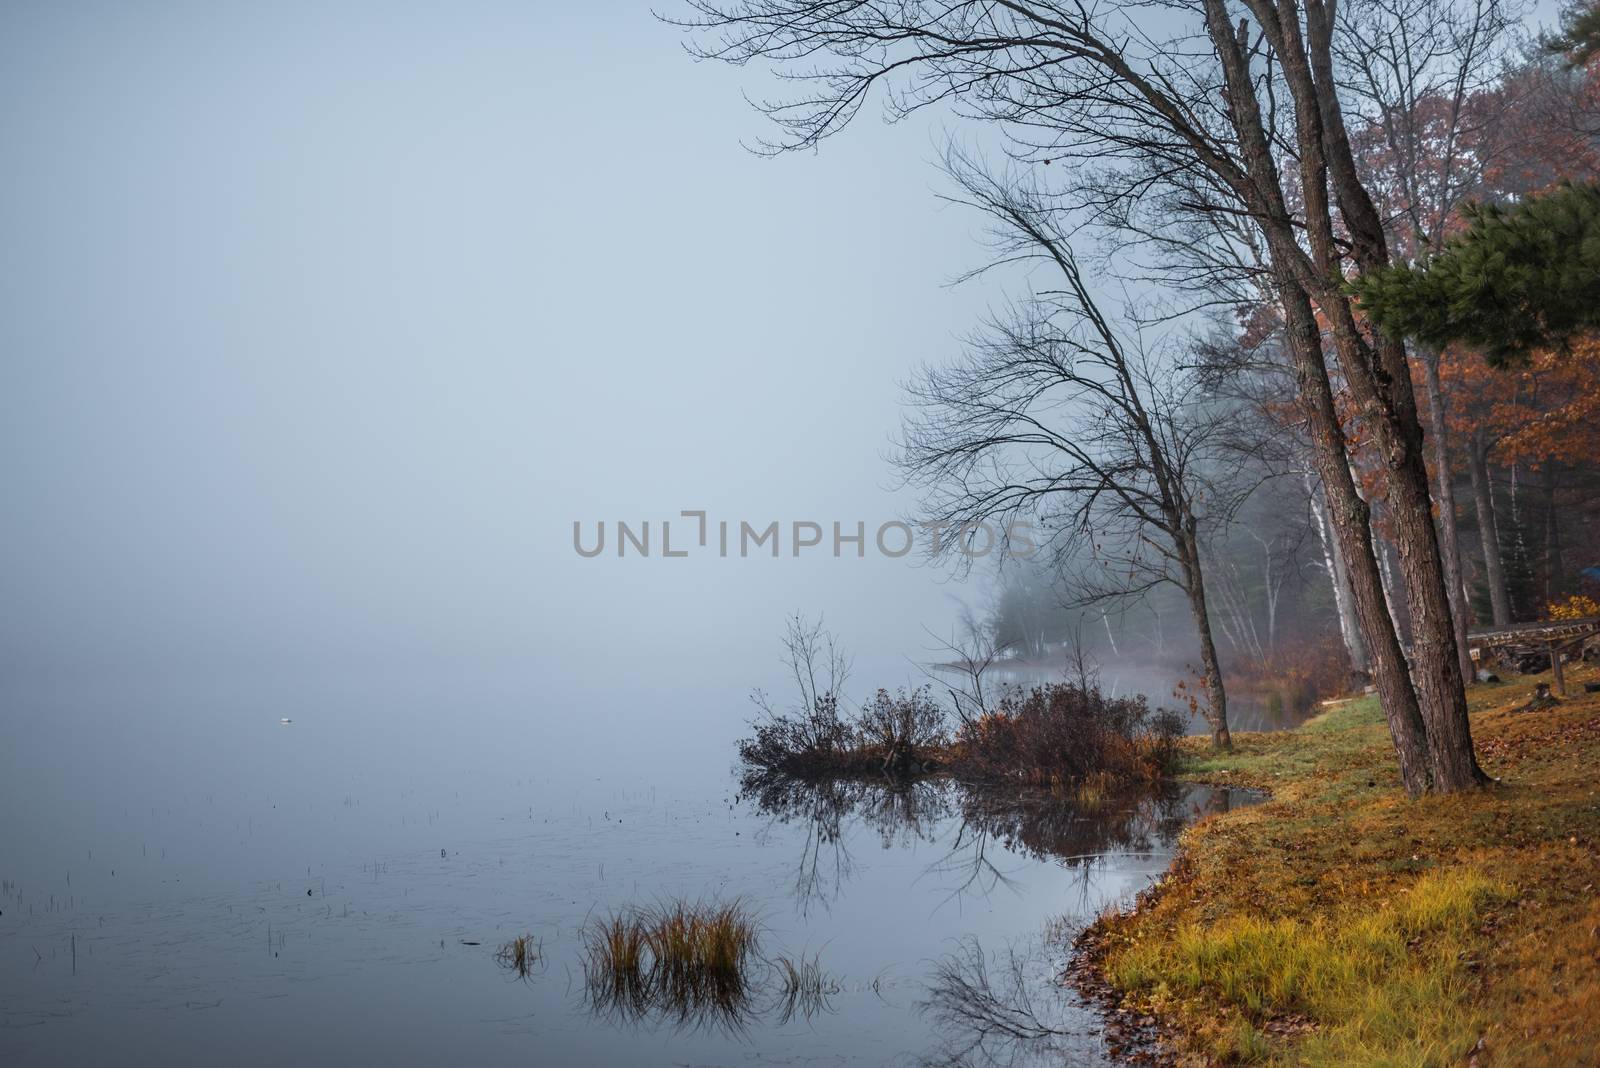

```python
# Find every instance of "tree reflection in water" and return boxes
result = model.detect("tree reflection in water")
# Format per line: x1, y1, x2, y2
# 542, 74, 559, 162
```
741, 770, 1250, 1065
740, 770, 952, 916
920, 936, 1084, 1068
920, 786, 1247, 1066
742, 768, 1242, 916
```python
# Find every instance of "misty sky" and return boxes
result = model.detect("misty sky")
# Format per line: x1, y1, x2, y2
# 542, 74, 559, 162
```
0, 2, 1027, 714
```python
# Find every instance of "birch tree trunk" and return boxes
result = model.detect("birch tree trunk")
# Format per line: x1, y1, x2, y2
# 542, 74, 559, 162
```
1545, 467, 1564, 606
1375, 531, 1407, 647
1307, 469, 1370, 677
1420, 348, 1475, 679
1467, 431, 1512, 626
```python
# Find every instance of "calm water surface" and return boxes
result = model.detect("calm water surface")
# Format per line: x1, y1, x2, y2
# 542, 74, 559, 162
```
2, 677, 1255, 1067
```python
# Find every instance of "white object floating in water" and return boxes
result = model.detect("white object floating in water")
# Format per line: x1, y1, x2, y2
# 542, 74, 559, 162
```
280, 718, 293, 725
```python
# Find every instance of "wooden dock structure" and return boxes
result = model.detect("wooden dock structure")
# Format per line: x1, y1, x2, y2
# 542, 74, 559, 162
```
1467, 617, 1600, 696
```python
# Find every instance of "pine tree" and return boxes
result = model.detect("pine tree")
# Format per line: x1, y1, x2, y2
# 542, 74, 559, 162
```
1547, 1, 1600, 68
1353, 181, 1600, 367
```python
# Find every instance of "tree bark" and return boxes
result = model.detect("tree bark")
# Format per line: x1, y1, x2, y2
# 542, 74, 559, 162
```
1270, 0, 1486, 792
1277, 287, 1434, 794
1179, 529, 1232, 750
1369, 390, 1486, 791
1467, 431, 1511, 626
1421, 348, 1475, 681
1200, 0, 1434, 793
1374, 528, 1407, 644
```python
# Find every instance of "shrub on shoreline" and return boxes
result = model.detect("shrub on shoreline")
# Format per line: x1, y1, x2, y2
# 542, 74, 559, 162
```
948, 683, 1184, 789
738, 679, 1182, 788
739, 686, 949, 778
740, 616, 1183, 788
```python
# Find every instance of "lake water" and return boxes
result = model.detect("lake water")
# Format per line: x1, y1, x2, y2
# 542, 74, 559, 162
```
1, 674, 1256, 1067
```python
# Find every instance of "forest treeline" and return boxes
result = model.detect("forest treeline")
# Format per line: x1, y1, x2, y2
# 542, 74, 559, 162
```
668, 0, 1600, 794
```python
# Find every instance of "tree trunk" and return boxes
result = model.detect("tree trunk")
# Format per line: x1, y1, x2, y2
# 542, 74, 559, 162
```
1201, 0, 1473, 792
1274, 0, 1486, 793
1100, 610, 1119, 657
1421, 349, 1475, 681
1467, 432, 1511, 626
1307, 469, 1370, 676
1374, 528, 1406, 645
1178, 529, 1231, 750
1277, 288, 1433, 795
1510, 463, 1530, 616
1370, 386, 1486, 792
1544, 465, 1564, 606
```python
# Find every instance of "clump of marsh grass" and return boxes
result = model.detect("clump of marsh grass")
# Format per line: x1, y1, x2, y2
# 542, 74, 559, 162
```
772, 951, 839, 1024
581, 900, 762, 1031
584, 912, 651, 1018
493, 933, 542, 980
646, 900, 759, 1005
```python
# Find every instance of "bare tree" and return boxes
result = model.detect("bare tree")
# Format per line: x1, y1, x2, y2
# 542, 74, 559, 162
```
664, 0, 1492, 792
745, 613, 857, 767
752, 612, 851, 718
1059, 616, 1101, 695
921, 615, 1013, 729
896, 159, 1240, 748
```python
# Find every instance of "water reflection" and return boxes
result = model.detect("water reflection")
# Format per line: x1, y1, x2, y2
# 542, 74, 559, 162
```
772, 951, 840, 1025
743, 769, 1245, 918
581, 950, 762, 1037
580, 929, 839, 1035
738, 771, 1253, 1066
2, 714, 1253, 1068
741, 772, 951, 915
920, 936, 1084, 1068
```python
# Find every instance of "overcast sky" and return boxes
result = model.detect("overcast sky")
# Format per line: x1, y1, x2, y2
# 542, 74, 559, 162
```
0, 2, 1024, 715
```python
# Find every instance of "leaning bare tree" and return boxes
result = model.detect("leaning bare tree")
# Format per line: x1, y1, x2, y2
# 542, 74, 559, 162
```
897, 160, 1240, 749
664, 0, 1489, 792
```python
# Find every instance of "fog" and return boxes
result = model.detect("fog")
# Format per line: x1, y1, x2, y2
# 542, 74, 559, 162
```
0, 8, 1395, 1063
0, 2, 1014, 742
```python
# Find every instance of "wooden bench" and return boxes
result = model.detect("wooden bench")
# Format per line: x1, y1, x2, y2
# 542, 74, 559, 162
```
1467, 617, 1600, 696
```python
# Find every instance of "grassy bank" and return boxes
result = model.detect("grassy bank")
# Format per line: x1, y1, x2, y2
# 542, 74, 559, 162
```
1082, 664, 1600, 1066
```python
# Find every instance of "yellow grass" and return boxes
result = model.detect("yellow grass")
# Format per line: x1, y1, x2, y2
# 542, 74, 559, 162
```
1088, 663, 1600, 1066
644, 901, 758, 993
581, 900, 761, 1023
494, 932, 541, 979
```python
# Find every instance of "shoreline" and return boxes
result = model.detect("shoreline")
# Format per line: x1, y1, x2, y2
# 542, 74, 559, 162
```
1063, 669, 1600, 1066
1066, 773, 1280, 1067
